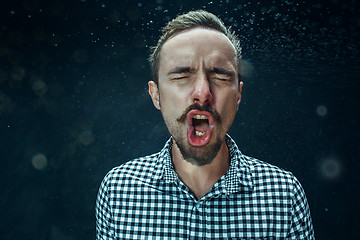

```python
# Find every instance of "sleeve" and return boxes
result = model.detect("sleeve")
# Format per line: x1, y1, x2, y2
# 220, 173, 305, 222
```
96, 174, 115, 239
287, 175, 315, 239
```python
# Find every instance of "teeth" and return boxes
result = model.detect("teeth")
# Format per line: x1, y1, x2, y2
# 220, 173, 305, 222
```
195, 131, 206, 136
193, 115, 208, 120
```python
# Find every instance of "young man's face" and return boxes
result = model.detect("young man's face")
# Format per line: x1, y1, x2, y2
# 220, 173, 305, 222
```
149, 27, 243, 166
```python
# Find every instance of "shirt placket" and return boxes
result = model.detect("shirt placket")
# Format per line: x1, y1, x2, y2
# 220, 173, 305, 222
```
173, 180, 205, 240
188, 200, 207, 240
203, 177, 229, 239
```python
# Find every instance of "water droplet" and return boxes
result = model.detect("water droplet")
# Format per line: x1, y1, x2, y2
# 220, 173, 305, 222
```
316, 105, 327, 116
32, 153, 48, 170
79, 130, 95, 146
320, 157, 342, 179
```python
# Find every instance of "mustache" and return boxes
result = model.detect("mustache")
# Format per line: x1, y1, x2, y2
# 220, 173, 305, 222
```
176, 103, 221, 123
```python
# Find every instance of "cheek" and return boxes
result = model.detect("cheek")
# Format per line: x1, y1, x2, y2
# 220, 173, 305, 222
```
217, 90, 239, 117
215, 86, 238, 102
159, 91, 182, 116
160, 84, 191, 106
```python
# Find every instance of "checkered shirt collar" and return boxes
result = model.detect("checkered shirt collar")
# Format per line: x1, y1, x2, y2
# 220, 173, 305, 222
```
151, 135, 254, 195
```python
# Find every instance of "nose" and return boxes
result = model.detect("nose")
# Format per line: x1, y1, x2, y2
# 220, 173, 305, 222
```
192, 73, 212, 105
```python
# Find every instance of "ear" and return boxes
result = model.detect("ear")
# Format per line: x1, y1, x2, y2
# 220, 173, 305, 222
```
237, 81, 243, 108
148, 81, 161, 110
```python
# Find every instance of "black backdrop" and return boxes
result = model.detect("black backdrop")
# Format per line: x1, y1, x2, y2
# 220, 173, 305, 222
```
0, 0, 359, 239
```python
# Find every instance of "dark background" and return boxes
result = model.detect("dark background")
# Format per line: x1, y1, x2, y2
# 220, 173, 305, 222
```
0, 0, 359, 239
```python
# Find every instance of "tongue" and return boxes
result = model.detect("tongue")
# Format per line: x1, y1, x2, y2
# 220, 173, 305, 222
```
193, 119, 209, 132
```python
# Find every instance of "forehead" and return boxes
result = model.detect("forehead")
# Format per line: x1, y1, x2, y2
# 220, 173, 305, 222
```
159, 28, 237, 70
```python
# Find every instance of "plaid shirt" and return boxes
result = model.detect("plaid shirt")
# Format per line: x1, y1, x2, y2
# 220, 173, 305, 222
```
96, 136, 314, 239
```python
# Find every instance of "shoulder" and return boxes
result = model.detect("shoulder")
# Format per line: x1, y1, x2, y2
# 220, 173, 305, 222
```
101, 152, 160, 188
227, 135, 301, 192
246, 155, 294, 178
242, 154, 300, 191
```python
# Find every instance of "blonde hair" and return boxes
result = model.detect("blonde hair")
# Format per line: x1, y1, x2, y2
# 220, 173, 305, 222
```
149, 10, 242, 84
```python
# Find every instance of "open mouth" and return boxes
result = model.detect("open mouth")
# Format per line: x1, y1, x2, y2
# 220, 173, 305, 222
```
186, 110, 214, 147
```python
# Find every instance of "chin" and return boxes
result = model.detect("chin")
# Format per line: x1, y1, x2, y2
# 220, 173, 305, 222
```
174, 136, 223, 166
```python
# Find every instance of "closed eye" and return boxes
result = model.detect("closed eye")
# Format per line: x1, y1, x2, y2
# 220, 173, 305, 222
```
208, 67, 234, 82
168, 66, 196, 80
171, 75, 189, 80
210, 74, 232, 82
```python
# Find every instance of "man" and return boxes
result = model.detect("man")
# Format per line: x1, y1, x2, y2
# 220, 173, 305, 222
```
96, 10, 314, 239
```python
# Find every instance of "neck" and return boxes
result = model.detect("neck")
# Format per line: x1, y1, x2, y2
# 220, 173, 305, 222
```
171, 140, 230, 200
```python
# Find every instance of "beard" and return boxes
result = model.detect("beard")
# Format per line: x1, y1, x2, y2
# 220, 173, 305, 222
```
162, 103, 226, 166
173, 134, 224, 166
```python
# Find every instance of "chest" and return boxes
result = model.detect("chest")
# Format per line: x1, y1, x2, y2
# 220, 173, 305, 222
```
110, 184, 292, 239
